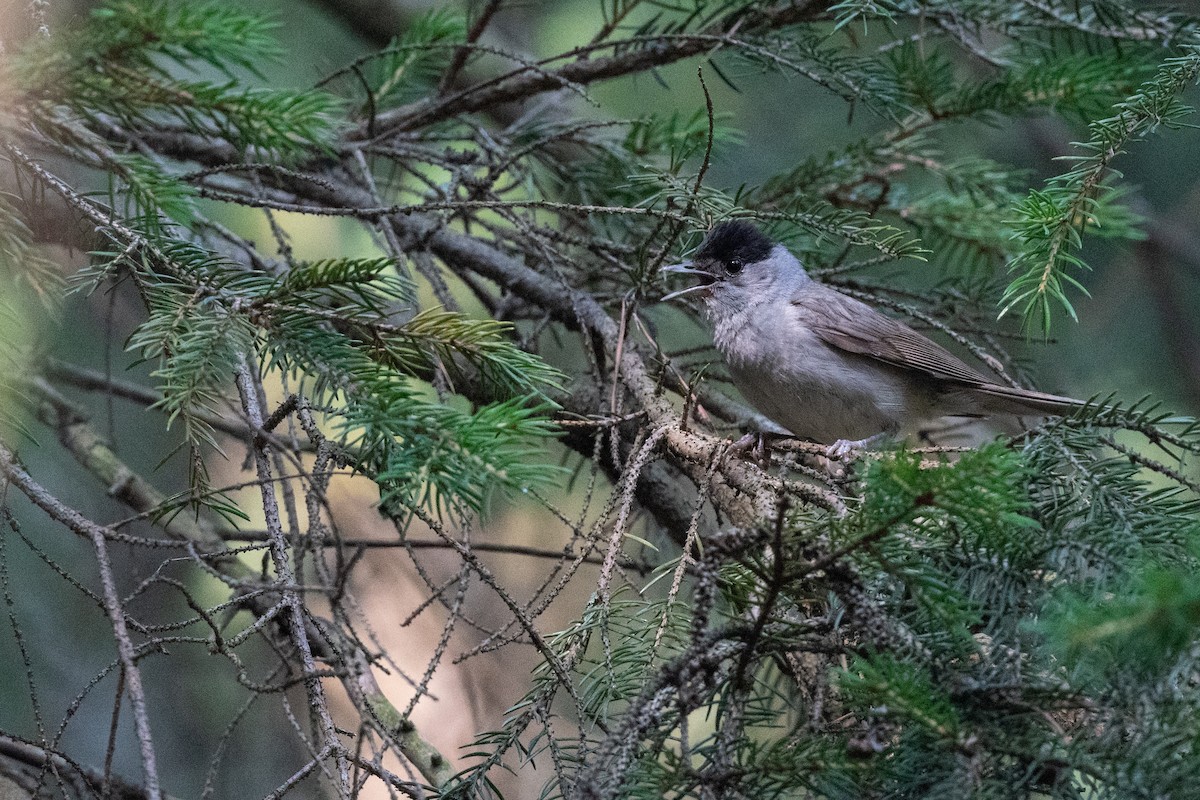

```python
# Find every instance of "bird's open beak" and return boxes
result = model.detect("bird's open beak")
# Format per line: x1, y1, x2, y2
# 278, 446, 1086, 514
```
660, 261, 717, 302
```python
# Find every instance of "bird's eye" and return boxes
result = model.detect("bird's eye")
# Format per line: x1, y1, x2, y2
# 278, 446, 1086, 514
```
726, 259, 744, 275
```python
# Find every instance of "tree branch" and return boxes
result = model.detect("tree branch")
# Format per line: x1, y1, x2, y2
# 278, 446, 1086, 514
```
0, 445, 163, 800
358, 1, 835, 138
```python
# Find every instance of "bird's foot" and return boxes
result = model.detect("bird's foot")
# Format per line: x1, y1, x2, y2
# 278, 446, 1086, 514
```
729, 431, 785, 465
826, 432, 889, 459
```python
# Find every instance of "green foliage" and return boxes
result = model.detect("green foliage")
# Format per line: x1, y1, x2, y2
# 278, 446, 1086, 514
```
838, 653, 962, 742
362, 9, 465, 109
829, 1, 902, 32
12, 0, 341, 160
87, 0, 283, 77
108, 152, 199, 228
889, 45, 1153, 123
115, 243, 563, 515
0, 249, 50, 444
1045, 541, 1200, 674
352, 392, 560, 518
625, 108, 743, 171
726, 27, 900, 115
859, 445, 1038, 549
126, 260, 257, 449
393, 309, 563, 397
0, 199, 60, 445
0, 193, 64, 305
1002, 43, 1200, 334
0, 0, 566, 520
262, 256, 417, 310
552, 431, 1200, 798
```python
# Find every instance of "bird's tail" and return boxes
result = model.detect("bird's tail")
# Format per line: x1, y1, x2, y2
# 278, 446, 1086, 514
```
972, 383, 1089, 417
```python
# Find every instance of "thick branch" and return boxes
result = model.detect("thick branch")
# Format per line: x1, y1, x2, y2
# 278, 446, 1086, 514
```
358, 1, 834, 138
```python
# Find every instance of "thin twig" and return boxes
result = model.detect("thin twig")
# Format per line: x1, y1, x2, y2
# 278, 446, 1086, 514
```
220, 531, 655, 572
438, 0, 504, 93
0, 444, 164, 800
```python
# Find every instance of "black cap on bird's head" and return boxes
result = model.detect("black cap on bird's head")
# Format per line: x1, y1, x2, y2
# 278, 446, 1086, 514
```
660, 220, 777, 302
694, 221, 773, 272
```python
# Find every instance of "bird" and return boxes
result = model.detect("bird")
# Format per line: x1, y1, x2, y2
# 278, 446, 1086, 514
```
661, 220, 1087, 455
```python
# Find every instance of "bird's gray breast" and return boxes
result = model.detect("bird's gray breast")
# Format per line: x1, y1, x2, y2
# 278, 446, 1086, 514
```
711, 302, 922, 443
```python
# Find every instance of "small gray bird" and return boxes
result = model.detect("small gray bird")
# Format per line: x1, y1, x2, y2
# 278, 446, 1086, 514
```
662, 220, 1086, 454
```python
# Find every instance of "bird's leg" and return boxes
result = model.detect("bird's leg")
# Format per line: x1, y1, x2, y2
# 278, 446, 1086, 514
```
826, 432, 890, 459
729, 431, 788, 465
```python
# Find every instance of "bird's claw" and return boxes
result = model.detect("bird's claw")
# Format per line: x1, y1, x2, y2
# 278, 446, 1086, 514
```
825, 439, 858, 459
825, 432, 889, 459
728, 432, 776, 465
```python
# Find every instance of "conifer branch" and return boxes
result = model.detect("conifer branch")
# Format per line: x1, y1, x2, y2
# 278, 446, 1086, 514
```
5, 2, 1200, 797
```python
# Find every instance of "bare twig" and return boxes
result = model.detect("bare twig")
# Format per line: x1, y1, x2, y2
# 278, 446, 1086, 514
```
0, 444, 163, 800
438, 0, 504, 94
234, 359, 352, 797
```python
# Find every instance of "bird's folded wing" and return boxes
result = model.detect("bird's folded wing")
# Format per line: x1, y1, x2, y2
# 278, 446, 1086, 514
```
790, 289, 993, 386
